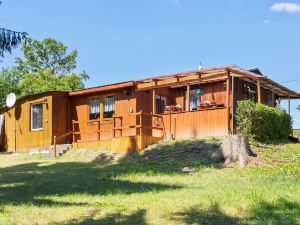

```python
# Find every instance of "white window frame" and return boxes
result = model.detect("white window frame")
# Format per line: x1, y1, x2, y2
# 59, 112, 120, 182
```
31, 103, 43, 131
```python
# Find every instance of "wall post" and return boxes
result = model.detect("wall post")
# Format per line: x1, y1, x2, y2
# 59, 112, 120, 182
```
152, 88, 156, 114
226, 77, 231, 134
186, 83, 190, 111
257, 79, 261, 104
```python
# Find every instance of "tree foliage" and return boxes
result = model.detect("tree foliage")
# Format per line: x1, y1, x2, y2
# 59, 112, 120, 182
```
0, 38, 89, 104
236, 100, 292, 142
0, 2, 27, 57
15, 38, 77, 75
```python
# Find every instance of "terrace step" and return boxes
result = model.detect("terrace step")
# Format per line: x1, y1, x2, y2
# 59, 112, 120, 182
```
49, 144, 72, 158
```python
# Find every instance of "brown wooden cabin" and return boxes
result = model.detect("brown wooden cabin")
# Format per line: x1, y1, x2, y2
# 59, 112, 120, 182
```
1, 66, 300, 153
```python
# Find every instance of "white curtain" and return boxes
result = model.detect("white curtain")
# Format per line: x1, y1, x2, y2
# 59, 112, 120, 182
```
90, 99, 100, 114
104, 96, 115, 112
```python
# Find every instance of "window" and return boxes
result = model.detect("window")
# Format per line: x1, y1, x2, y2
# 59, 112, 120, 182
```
89, 98, 100, 120
103, 96, 115, 118
156, 95, 167, 114
31, 103, 43, 130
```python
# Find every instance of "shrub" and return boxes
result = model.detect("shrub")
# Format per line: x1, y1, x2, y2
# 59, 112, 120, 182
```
235, 100, 292, 142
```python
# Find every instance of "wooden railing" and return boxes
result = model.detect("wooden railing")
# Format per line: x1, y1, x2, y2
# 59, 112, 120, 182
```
71, 110, 165, 143
53, 111, 166, 158
53, 130, 74, 159
72, 117, 115, 141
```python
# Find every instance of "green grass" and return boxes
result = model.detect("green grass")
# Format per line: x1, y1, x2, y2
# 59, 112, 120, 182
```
293, 129, 300, 139
0, 139, 299, 225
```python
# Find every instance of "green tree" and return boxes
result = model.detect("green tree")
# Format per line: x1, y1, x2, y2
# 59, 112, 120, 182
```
0, 2, 27, 58
0, 68, 21, 105
15, 38, 78, 75
0, 38, 89, 104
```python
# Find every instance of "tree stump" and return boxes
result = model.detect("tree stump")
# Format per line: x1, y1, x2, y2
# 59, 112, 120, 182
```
219, 135, 256, 167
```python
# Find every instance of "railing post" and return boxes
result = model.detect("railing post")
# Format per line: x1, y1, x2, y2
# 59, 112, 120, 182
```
53, 136, 57, 159
120, 117, 123, 137
140, 110, 143, 136
113, 116, 115, 138
98, 119, 101, 140
72, 120, 76, 143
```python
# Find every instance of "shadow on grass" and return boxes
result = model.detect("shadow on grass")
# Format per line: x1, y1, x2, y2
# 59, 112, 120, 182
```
0, 161, 180, 207
61, 209, 147, 225
101, 139, 224, 171
0, 139, 224, 207
172, 198, 300, 225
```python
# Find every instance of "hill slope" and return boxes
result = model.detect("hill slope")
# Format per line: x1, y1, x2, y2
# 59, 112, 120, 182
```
0, 139, 299, 225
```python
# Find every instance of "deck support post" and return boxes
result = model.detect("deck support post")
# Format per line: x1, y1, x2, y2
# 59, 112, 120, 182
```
257, 79, 261, 104
186, 83, 190, 111
152, 88, 156, 114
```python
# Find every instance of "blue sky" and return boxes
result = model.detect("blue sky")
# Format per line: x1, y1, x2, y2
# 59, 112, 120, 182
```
1, 0, 300, 127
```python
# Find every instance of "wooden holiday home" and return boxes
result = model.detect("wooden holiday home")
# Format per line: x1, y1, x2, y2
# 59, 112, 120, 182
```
1, 66, 299, 153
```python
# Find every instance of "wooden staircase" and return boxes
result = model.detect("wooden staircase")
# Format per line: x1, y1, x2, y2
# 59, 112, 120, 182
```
50, 144, 72, 158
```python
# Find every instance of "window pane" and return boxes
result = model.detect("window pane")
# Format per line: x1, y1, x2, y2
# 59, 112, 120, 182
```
89, 98, 100, 120
104, 96, 115, 118
31, 104, 43, 130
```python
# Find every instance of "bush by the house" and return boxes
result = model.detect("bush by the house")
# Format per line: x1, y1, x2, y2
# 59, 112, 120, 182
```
235, 100, 292, 142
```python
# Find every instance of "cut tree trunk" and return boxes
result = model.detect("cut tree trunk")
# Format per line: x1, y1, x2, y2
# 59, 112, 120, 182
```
219, 134, 256, 167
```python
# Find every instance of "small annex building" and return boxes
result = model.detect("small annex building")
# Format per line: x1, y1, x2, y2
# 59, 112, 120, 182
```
1, 65, 300, 153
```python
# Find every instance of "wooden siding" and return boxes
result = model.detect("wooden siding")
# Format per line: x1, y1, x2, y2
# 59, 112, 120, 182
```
0, 94, 53, 152
52, 92, 69, 144
70, 87, 137, 142
200, 82, 226, 105
160, 108, 228, 139
135, 82, 229, 138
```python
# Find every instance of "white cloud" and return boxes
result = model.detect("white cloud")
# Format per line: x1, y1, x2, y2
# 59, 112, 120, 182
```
270, 2, 300, 13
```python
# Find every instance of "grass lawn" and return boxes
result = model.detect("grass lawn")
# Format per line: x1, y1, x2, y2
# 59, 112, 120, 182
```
0, 139, 299, 225
293, 129, 300, 140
